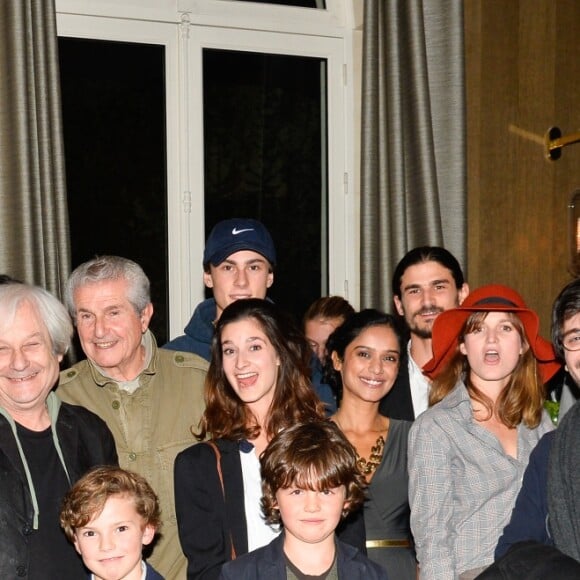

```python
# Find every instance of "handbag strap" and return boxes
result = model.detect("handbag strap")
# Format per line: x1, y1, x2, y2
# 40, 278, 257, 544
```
206, 440, 237, 560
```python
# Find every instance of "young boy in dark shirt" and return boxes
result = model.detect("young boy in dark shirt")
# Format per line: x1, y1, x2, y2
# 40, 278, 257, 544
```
219, 421, 388, 580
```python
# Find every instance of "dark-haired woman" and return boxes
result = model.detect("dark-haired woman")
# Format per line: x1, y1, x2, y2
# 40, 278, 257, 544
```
174, 299, 363, 580
326, 309, 417, 579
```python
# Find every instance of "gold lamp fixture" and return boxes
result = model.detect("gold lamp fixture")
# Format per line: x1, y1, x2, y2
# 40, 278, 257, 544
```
545, 127, 580, 161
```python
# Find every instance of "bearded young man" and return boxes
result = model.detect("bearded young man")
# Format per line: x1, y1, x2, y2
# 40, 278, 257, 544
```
379, 246, 469, 420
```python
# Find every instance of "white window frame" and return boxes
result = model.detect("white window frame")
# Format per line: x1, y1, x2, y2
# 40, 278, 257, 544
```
56, 1, 358, 339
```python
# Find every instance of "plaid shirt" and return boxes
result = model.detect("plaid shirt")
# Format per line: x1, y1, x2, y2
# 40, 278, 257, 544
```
408, 382, 554, 579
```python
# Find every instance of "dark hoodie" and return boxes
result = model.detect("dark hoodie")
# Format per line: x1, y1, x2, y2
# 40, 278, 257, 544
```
163, 297, 216, 360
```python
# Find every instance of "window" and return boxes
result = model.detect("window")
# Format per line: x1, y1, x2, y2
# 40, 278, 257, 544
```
56, 2, 355, 338
186, 24, 350, 327
202, 48, 328, 316
59, 37, 169, 343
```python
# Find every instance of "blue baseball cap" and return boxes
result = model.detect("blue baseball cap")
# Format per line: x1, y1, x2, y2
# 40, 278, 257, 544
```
203, 218, 277, 267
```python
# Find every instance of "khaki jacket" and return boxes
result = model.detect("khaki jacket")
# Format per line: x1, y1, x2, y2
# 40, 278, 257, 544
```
58, 331, 208, 580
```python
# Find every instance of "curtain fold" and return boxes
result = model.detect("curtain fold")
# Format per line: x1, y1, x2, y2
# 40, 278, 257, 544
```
0, 0, 70, 298
360, 0, 466, 310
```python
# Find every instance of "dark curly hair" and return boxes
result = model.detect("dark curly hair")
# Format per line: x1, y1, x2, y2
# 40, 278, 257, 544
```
551, 277, 580, 359
324, 309, 404, 402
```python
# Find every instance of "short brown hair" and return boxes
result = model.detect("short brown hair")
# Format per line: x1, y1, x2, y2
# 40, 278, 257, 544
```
60, 466, 161, 543
302, 296, 355, 327
260, 421, 367, 525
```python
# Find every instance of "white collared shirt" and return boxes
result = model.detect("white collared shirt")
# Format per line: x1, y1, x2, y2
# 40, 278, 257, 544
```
407, 341, 431, 418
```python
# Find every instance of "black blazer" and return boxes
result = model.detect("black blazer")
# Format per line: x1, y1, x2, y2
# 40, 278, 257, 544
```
174, 439, 366, 580
218, 533, 388, 580
379, 357, 415, 421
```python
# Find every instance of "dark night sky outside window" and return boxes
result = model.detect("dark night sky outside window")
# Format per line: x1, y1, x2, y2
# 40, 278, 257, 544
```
203, 48, 328, 321
58, 37, 169, 347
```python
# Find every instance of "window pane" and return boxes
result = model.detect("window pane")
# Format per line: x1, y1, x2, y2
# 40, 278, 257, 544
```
203, 48, 328, 320
58, 37, 169, 345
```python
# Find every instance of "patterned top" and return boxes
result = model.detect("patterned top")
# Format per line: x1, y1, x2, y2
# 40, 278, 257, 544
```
408, 382, 554, 579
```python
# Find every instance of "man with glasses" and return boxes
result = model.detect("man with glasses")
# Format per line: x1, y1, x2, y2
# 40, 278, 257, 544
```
546, 278, 580, 423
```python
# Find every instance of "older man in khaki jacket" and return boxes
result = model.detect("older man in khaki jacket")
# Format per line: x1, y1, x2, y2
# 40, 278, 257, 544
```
58, 256, 207, 580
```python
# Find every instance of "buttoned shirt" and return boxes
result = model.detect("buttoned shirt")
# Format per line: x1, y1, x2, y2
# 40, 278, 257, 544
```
408, 382, 554, 579
407, 341, 431, 418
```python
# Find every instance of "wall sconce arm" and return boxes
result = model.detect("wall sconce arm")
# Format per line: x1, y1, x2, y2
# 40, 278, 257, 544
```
546, 126, 580, 161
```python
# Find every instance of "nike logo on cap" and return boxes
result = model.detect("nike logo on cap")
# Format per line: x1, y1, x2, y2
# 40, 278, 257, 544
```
232, 227, 254, 235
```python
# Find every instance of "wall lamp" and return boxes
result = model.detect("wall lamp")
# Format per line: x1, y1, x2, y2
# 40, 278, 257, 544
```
545, 127, 580, 161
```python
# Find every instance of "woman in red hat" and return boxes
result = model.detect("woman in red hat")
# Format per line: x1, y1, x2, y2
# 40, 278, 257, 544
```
407, 284, 559, 580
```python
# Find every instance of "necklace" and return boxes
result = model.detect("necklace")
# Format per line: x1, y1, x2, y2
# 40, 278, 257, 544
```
333, 416, 387, 475
356, 434, 385, 475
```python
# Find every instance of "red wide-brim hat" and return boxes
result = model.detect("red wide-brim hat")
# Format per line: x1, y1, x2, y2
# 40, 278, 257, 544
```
423, 284, 560, 382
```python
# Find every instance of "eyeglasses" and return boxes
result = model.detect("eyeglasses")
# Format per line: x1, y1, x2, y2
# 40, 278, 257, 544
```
562, 332, 580, 352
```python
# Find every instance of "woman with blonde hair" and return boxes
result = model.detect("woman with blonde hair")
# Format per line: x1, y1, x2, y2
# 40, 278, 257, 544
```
175, 299, 363, 580
408, 285, 560, 580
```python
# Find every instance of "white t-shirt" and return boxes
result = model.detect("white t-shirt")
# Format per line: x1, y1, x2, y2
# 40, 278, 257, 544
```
240, 443, 280, 551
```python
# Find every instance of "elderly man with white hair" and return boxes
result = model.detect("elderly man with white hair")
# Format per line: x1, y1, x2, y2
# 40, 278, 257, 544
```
0, 282, 117, 579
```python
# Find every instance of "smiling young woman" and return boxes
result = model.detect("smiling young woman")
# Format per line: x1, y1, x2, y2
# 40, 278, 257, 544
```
325, 309, 417, 580
174, 299, 365, 580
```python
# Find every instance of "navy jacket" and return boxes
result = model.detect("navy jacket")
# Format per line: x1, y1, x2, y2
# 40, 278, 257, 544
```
495, 431, 555, 559
175, 439, 365, 580
144, 562, 165, 579
88, 562, 163, 579
218, 533, 388, 580
164, 297, 215, 360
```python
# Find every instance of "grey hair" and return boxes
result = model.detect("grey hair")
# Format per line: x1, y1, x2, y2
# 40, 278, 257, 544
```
65, 256, 151, 317
0, 283, 73, 356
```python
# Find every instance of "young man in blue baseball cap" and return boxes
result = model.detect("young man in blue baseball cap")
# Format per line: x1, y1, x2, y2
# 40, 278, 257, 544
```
164, 218, 337, 412
164, 218, 276, 360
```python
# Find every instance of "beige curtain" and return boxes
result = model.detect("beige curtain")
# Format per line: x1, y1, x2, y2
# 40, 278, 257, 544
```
360, 0, 466, 310
0, 0, 70, 297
